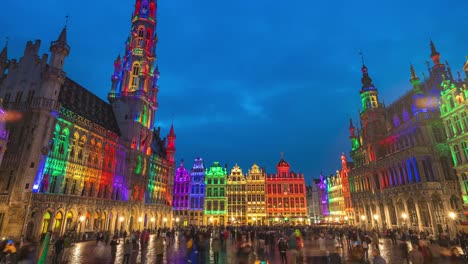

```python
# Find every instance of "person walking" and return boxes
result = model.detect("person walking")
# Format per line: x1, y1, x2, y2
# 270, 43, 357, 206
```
186, 235, 194, 263
211, 234, 221, 264
278, 236, 288, 264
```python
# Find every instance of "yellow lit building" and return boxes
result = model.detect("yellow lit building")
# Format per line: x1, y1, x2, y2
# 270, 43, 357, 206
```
227, 164, 246, 225
246, 164, 266, 225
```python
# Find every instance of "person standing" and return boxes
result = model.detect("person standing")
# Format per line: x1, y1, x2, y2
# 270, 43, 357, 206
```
61, 235, 72, 263
278, 236, 288, 264
53, 236, 64, 264
408, 244, 424, 264
372, 248, 386, 264
211, 234, 221, 264
123, 239, 132, 264
154, 234, 164, 264
109, 236, 119, 263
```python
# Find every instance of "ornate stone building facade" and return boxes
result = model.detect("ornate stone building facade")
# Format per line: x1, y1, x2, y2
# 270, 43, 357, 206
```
226, 164, 246, 225
326, 171, 345, 221
245, 164, 266, 225
348, 42, 461, 234
188, 157, 205, 226
204, 162, 227, 226
266, 156, 308, 225
0, 0, 175, 240
173, 159, 190, 226
439, 59, 468, 219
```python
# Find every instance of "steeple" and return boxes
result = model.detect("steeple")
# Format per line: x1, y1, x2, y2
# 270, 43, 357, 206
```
410, 64, 422, 94
430, 40, 441, 65
49, 26, 70, 69
108, 0, 159, 146
359, 61, 381, 111
463, 56, 468, 81
166, 124, 176, 164
349, 118, 355, 137
0, 41, 8, 79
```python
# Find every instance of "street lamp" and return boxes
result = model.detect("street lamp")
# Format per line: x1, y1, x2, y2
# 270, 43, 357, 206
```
119, 217, 124, 234
138, 217, 143, 230
253, 217, 257, 225
361, 215, 366, 229
373, 214, 379, 233
79, 215, 85, 240
176, 217, 180, 228
401, 213, 408, 228
449, 211, 458, 240
163, 217, 167, 227
150, 217, 155, 231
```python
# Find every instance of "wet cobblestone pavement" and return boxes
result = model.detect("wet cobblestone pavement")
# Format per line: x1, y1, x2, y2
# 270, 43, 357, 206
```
60, 234, 466, 263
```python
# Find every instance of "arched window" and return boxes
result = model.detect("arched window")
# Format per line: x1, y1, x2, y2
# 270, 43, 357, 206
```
137, 27, 145, 47
131, 63, 140, 90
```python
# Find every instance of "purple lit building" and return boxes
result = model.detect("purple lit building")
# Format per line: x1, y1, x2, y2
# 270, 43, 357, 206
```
318, 174, 330, 218
189, 157, 205, 226
173, 160, 190, 226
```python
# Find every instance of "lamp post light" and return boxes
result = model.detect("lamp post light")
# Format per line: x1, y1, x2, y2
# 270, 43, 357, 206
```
401, 213, 408, 229
79, 215, 85, 240
373, 214, 379, 234
176, 217, 180, 228
163, 217, 167, 228
119, 217, 124, 235
138, 217, 143, 230
253, 217, 257, 225
150, 217, 155, 231
360, 215, 366, 230
449, 211, 458, 241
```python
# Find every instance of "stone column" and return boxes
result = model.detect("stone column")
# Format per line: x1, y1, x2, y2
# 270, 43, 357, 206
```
414, 201, 423, 231
426, 200, 437, 234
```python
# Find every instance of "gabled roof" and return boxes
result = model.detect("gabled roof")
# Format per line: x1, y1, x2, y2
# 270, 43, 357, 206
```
59, 77, 121, 135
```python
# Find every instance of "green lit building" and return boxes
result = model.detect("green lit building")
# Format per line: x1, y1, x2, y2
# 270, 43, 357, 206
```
439, 57, 468, 220
204, 162, 227, 226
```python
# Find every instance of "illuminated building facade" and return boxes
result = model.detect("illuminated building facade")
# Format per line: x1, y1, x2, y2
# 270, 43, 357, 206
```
226, 164, 246, 225
326, 171, 345, 221
204, 162, 227, 226
173, 160, 190, 226
0, 0, 176, 240
246, 163, 266, 225
439, 59, 468, 219
318, 174, 330, 217
188, 157, 205, 226
340, 153, 354, 224
348, 42, 461, 234
307, 181, 323, 223
266, 156, 307, 225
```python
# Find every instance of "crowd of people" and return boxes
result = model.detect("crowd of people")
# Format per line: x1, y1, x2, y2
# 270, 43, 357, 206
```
0, 225, 467, 263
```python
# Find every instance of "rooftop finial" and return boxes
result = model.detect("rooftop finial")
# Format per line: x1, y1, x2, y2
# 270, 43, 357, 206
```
359, 50, 365, 66
65, 15, 69, 28
280, 151, 284, 159
4, 37, 8, 48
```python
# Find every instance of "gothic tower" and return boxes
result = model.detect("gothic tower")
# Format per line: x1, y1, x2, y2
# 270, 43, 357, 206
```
358, 63, 385, 161
0, 45, 8, 79
109, 0, 159, 154
108, 0, 159, 201
166, 124, 176, 164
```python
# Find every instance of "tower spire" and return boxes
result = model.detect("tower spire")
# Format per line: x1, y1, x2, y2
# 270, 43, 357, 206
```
49, 23, 70, 69
430, 40, 441, 65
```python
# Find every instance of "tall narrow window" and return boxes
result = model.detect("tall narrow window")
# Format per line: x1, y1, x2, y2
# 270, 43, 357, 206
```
130, 63, 140, 90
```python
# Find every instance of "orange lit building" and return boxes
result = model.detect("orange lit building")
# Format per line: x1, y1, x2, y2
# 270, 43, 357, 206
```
266, 155, 307, 225
340, 153, 355, 225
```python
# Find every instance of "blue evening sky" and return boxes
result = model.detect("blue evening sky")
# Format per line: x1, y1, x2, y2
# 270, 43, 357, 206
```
1, 0, 468, 183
